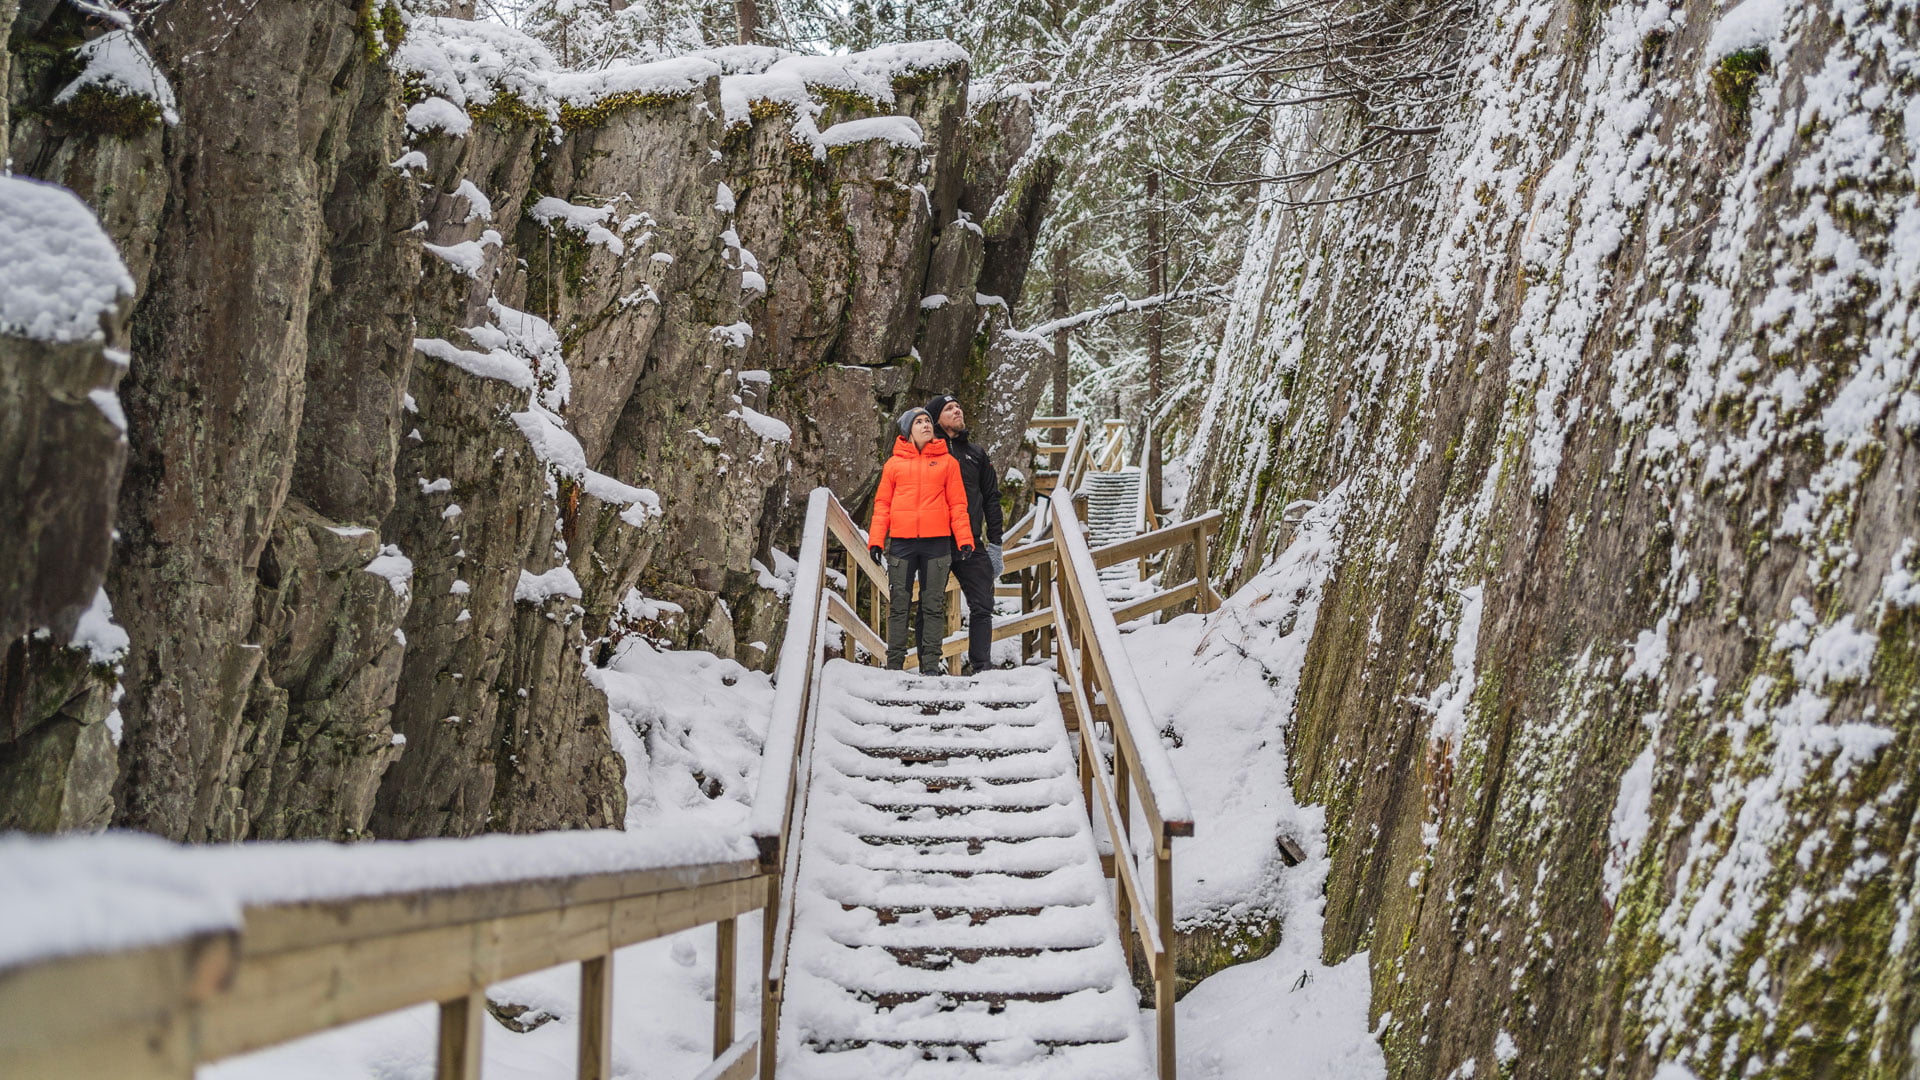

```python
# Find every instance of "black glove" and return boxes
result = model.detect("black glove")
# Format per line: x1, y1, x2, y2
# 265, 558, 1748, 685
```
956, 544, 974, 562
869, 545, 884, 564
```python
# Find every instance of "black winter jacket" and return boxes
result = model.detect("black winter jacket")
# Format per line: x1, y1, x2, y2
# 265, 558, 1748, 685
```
937, 430, 1003, 547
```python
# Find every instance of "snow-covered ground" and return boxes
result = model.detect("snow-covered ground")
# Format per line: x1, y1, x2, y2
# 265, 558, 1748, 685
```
1122, 488, 1387, 1079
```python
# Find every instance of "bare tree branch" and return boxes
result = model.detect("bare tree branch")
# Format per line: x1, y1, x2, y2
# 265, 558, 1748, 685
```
1004, 285, 1231, 342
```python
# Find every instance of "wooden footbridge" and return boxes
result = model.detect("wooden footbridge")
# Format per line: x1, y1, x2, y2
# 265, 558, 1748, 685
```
2, 417, 1221, 1080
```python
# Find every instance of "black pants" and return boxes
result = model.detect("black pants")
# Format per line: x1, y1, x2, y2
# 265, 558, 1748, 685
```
886, 538, 951, 671
951, 551, 995, 671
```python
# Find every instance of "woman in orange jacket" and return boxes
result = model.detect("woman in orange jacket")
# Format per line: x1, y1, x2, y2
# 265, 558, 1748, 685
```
868, 407, 976, 672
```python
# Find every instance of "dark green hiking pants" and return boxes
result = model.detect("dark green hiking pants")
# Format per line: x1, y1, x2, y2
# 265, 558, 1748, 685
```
885, 538, 951, 671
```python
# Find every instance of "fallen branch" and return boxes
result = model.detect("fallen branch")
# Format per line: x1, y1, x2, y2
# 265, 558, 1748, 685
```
1003, 285, 1230, 342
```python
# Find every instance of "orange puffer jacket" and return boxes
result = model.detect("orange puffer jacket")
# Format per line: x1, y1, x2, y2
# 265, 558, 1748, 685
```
869, 436, 976, 548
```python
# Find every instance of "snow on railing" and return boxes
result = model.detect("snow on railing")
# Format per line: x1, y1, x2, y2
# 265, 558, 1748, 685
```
1049, 487, 1193, 834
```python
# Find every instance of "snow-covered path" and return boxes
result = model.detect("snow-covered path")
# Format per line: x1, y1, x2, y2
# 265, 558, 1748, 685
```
777, 660, 1152, 1078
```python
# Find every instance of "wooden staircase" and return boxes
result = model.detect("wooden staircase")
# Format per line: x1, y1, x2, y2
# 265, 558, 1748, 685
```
776, 662, 1150, 1077
757, 482, 1208, 1080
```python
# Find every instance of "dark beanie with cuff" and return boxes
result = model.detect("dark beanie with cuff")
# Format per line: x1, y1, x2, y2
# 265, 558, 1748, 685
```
925, 394, 960, 430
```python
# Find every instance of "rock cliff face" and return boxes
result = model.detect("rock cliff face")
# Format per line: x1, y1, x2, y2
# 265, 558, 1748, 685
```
1184, 0, 1918, 1077
1, 4, 1048, 840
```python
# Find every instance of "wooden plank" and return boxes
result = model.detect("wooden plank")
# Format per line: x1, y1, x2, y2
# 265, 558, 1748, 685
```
200, 875, 767, 1064
436, 992, 483, 1080
1002, 511, 1217, 581
242, 859, 760, 956
1155, 850, 1177, 1080
1110, 581, 1199, 625
1051, 539, 1192, 840
606, 877, 766, 960
825, 498, 887, 601
989, 604, 1054, 643
1054, 600, 1164, 966
759, 983, 781, 1080
1194, 523, 1215, 615
1075, 682, 1164, 966
579, 955, 613, 1080
1088, 511, 1223, 570
1003, 539, 1053, 575
759, 876, 779, 1080
3, 1024, 195, 1080
825, 591, 886, 663
695, 1035, 758, 1080
714, 919, 736, 1056
0, 931, 234, 1070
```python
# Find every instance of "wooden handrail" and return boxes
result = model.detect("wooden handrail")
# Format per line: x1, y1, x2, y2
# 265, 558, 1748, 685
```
1004, 510, 1222, 578
1044, 484, 1190, 1080
1, 851, 767, 1080
1047, 488, 1194, 838
1055, 590, 1166, 966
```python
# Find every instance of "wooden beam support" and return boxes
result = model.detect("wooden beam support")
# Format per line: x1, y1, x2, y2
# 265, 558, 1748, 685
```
714, 919, 736, 1057
436, 991, 483, 1080
579, 956, 613, 1080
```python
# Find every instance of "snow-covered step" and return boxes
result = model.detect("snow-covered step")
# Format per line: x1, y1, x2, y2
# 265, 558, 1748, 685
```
776, 1038, 1151, 1080
778, 660, 1151, 1078
818, 835, 1095, 876
1081, 469, 1148, 597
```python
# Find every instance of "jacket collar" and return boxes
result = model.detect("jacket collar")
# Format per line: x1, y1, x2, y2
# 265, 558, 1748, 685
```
892, 435, 950, 459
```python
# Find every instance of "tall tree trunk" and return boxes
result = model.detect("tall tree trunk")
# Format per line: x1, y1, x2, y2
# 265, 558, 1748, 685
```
1144, 169, 1164, 511
737, 0, 762, 44
1051, 243, 1069, 415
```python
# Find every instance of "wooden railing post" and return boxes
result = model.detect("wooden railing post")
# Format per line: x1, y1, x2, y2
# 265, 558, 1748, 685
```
1020, 565, 1037, 662
1036, 560, 1053, 657
1156, 842, 1176, 1080
1194, 528, 1214, 614
1113, 751, 1133, 975
760, 874, 780, 1080
715, 918, 736, 1056
867, 568, 883, 657
579, 956, 613, 1080
437, 991, 484, 1080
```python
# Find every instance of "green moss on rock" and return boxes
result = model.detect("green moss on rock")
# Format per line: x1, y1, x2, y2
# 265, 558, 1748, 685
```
46, 83, 163, 137
358, 0, 405, 61
1711, 48, 1770, 122
558, 89, 695, 129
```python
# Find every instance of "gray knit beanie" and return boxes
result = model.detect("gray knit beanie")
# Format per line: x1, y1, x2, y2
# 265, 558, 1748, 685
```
896, 406, 929, 438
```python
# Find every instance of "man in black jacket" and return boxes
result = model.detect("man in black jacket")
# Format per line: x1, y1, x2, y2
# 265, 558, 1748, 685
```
927, 394, 1004, 676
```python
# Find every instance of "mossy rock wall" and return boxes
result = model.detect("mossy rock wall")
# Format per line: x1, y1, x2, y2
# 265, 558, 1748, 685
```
1184, 1, 1920, 1077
